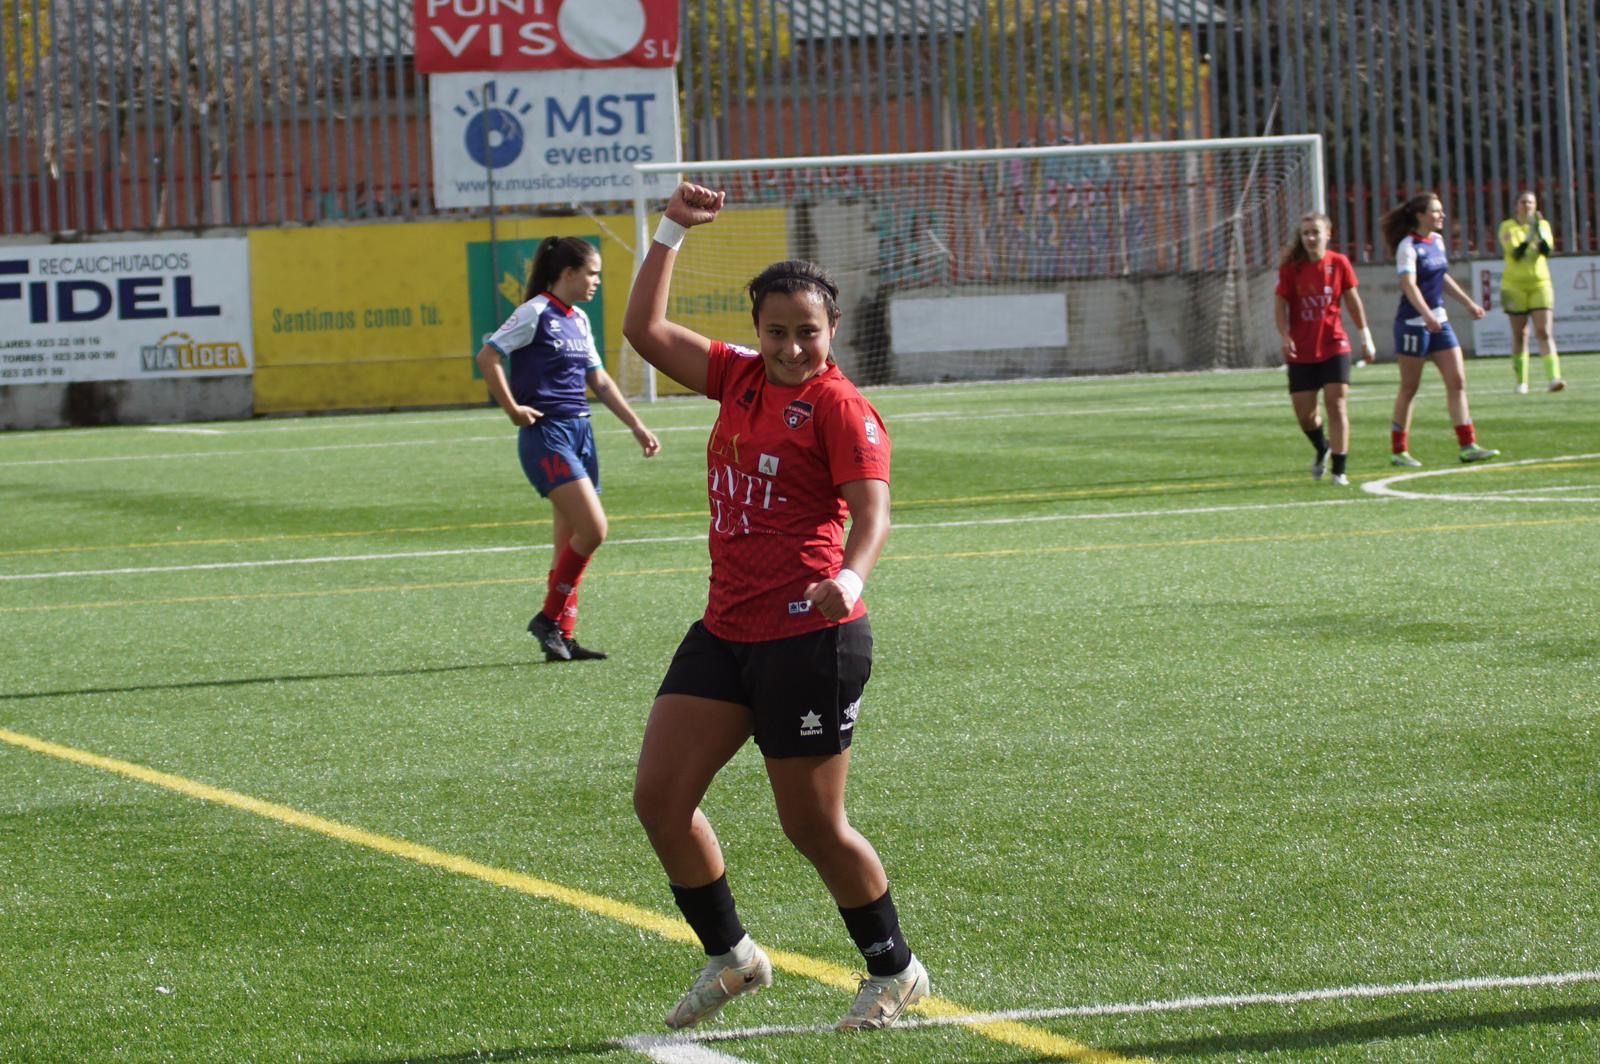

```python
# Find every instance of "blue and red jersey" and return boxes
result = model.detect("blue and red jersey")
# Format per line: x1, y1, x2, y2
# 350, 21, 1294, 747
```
1394, 233, 1451, 326
484, 292, 603, 418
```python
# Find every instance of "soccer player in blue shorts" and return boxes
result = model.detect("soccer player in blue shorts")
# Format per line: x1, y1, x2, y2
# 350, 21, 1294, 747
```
1379, 193, 1499, 466
475, 236, 660, 661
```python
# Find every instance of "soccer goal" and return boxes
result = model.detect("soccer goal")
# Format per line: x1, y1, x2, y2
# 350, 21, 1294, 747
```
620, 135, 1323, 398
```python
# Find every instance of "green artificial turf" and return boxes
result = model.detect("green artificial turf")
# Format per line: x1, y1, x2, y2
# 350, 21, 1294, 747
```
2, 357, 1597, 1062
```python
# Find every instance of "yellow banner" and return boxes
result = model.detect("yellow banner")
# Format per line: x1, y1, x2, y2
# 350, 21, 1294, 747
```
248, 209, 789, 413
250, 217, 625, 412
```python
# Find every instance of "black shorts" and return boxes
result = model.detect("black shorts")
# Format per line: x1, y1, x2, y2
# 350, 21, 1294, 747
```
656, 617, 874, 759
1287, 355, 1351, 393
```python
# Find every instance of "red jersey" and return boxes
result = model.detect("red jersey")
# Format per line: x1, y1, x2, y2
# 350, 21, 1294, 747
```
1275, 251, 1357, 363
701, 341, 891, 642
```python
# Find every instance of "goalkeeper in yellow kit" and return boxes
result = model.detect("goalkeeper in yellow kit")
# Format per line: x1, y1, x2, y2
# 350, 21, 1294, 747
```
1498, 190, 1565, 393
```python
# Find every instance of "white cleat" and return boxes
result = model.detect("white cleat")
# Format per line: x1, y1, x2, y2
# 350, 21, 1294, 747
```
836, 954, 929, 1031
1330, 473, 1350, 486
1515, 382, 1530, 394
664, 938, 772, 1030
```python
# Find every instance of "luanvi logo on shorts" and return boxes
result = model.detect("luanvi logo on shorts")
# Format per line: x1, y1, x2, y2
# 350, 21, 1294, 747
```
138, 332, 248, 373
799, 710, 824, 737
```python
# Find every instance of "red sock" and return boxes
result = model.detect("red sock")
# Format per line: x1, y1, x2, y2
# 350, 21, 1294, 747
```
1454, 423, 1476, 447
1391, 428, 1409, 455
542, 545, 592, 638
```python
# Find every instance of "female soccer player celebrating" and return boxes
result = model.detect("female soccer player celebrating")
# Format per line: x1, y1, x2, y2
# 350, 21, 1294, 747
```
1379, 192, 1499, 466
1499, 190, 1564, 393
623, 182, 927, 1032
475, 236, 660, 661
1274, 212, 1375, 486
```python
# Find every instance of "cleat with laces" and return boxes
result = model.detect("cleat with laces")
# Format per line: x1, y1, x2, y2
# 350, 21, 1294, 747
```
836, 954, 929, 1031
664, 939, 772, 1030
1460, 443, 1500, 463
1390, 451, 1423, 467
528, 613, 572, 661
563, 636, 608, 661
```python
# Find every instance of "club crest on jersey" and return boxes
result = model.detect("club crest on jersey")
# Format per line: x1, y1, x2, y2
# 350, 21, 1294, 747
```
864, 417, 880, 444
783, 400, 813, 429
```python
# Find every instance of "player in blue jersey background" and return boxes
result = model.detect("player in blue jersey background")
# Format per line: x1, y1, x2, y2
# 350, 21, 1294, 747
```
475, 236, 661, 661
1378, 193, 1499, 466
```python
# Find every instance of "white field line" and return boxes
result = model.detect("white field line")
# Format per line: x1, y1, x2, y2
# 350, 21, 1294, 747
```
0, 497, 1379, 583
0, 394, 1401, 468
618, 1036, 751, 1064
645, 968, 1600, 1047
1363, 452, 1600, 503
145, 426, 225, 435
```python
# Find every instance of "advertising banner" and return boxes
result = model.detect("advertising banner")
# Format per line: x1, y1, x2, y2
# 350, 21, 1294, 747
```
415, 0, 679, 73
0, 240, 252, 384
249, 216, 636, 413
1470, 255, 1600, 356
429, 67, 679, 208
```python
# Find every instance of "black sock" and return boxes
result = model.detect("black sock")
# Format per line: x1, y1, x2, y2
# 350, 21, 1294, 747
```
1332, 452, 1348, 476
1303, 425, 1329, 455
839, 889, 912, 977
670, 874, 746, 956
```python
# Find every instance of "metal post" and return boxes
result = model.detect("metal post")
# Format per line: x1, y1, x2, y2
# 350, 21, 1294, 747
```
482, 80, 499, 323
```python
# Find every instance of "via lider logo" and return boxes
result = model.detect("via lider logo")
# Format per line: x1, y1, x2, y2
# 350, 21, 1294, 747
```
454, 81, 533, 170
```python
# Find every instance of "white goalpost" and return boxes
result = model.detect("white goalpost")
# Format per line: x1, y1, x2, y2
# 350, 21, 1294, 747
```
622, 135, 1324, 400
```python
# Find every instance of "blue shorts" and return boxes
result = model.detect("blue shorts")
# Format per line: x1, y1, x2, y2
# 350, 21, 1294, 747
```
1394, 319, 1460, 357
518, 416, 599, 497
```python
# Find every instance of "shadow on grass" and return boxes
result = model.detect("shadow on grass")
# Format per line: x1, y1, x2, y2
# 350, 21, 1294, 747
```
0, 659, 538, 701
1105, 999, 1600, 1058
344, 1043, 619, 1064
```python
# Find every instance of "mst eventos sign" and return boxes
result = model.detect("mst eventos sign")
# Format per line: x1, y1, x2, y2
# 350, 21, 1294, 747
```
430, 68, 678, 208
414, 0, 679, 72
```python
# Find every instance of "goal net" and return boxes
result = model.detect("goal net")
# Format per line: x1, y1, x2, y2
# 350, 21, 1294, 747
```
618, 135, 1323, 398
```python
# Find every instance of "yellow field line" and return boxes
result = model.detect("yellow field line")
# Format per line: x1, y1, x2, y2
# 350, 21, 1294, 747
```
0, 727, 1139, 1063
7, 513, 1598, 616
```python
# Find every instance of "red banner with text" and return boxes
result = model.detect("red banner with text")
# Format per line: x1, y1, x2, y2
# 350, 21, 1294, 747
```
415, 0, 680, 73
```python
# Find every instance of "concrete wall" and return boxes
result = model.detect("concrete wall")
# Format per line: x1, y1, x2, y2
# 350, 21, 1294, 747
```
0, 376, 254, 431
843, 268, 1284, 385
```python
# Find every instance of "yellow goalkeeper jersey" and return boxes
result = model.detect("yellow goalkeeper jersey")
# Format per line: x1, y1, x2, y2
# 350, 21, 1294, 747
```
1499, 216, 1553, 286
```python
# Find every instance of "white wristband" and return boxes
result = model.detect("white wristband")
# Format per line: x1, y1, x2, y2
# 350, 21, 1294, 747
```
653, 217, 687, 251
834, 568, 864, 607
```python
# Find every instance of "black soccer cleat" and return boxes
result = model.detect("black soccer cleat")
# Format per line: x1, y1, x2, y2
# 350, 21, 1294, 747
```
563, 637, 608, 661
527, 613, 571, 661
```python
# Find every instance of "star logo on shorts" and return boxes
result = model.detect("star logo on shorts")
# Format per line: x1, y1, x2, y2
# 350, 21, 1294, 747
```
799, 710, 823, 736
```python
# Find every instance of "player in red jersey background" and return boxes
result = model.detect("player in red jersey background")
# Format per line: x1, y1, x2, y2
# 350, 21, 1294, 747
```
1274, 212, 1376, 486
623, 182, 927, 1032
